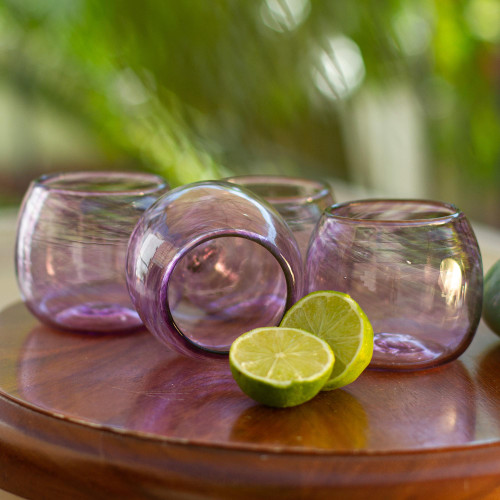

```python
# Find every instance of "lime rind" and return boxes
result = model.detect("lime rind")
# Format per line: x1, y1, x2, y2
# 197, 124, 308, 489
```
229, 327, 335, 407
280, 290, 374, 391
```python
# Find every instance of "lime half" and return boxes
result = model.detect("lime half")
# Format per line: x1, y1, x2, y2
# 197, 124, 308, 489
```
229, 327, 335, 407
280, 291, 373, 390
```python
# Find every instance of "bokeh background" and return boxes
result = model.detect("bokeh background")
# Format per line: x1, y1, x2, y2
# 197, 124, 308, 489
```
1, 0, 500, 226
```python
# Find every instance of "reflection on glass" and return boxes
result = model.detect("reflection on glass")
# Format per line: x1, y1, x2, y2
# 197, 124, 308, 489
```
439, 257, 464, 307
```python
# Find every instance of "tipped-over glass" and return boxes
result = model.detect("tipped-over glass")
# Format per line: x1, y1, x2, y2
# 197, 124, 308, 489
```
306, 199, 483, 370
126, 181, 303, 358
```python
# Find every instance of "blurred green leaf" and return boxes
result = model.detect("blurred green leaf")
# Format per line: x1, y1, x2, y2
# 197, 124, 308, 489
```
0, 0, 498, 225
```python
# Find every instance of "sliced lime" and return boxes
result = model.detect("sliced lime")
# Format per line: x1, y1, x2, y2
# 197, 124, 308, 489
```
280, 291, 373, 390
229, 327, 335, 407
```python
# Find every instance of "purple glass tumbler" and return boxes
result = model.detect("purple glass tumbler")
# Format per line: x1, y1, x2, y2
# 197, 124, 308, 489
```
15, 171, 169, 333
126, 181, 303, 358
307, 199, 483, 370
225, 175, 334, 257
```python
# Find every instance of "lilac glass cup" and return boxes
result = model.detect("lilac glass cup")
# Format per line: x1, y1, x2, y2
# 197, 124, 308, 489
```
307, 199, 483, 370
126, 181, 303, 358
225, 175, 334, 257
15, 171, 169, 333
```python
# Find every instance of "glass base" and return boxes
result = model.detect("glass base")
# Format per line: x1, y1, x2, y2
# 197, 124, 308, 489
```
370, 332, 444, 370
53, 303, 142, 333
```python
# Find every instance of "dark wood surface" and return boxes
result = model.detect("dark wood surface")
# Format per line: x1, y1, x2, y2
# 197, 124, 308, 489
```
2, 302, 500, 499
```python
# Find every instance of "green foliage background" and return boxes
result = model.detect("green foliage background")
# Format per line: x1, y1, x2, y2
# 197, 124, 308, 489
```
1, 0, 499, 224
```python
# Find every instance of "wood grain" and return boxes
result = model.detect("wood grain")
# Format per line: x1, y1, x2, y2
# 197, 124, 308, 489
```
1, 301, 500, 498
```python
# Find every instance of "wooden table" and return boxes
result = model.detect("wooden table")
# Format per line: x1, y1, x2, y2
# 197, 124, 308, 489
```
0, 199, 500, 500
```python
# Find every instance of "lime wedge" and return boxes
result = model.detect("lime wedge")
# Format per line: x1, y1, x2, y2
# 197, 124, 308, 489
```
229, 327, 335, 407
280, 291, 373, 390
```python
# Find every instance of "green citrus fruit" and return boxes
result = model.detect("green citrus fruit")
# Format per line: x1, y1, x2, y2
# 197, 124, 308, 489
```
229, 327, 335, 407
280, 290, 373, 390
484, 259, 500, 336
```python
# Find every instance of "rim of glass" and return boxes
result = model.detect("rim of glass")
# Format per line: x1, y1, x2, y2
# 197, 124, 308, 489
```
34, 171, 169, 196
225, 175, 332, 205
325, 199, 461, 224
160, 231, 297, 357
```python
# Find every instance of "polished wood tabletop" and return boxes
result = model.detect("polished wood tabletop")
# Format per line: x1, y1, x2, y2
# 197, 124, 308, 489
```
2, 301, 500, 499
0, 199, 499, 499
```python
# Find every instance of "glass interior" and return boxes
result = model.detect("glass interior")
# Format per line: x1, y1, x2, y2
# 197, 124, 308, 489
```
38, 172, 167, 195
167, 236, 287, 353
329, 200, 458, 222
227, 176, 330, 205
246, 182, 307, 200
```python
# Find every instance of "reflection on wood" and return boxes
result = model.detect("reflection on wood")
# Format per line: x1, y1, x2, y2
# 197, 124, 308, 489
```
1, 302, 500, 498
